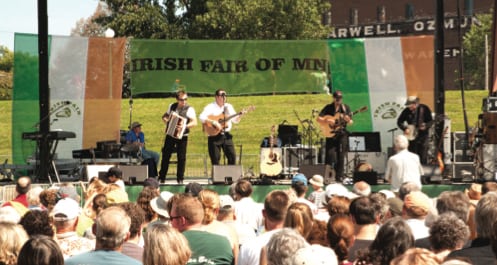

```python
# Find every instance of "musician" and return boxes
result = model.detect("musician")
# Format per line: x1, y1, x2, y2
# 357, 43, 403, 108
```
158, 90, 197, 184
126, 122, 160, 166
199, 89, 240, 165
396, 96, 433, 164
316, 90, 353, 181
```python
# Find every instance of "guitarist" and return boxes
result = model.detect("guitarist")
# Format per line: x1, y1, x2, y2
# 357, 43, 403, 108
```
316, 90, 353, 182
396, 96, 433, 164
199, 89, 241, 165
158, 90, 197, 184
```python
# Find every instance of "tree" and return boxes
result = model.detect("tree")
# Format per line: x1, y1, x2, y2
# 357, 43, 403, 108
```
463, 13, 493, 89
84, 0, 330, 40
0, 45, 14, 72
192, 0, 331, 39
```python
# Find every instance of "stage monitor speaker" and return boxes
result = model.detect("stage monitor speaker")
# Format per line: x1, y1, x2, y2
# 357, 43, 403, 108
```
299, 164, 335, 185
452, 162, 476, 182
212, 165, 243, 184
353, 171, 378, 185
119, 165, 148, 183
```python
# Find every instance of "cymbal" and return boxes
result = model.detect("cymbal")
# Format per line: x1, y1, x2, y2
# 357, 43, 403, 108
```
120, 144, 139, 153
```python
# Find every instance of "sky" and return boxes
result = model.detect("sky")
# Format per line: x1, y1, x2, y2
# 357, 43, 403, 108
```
0, 0, 100, 51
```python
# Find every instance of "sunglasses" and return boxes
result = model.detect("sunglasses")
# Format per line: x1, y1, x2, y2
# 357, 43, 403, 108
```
217, 93, 227, 97
178, 98, 188, 101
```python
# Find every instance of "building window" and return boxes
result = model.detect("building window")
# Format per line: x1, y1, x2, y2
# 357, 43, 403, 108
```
350, 8, 358, 25
377, 5, 386, 23
405, 3, 414, 20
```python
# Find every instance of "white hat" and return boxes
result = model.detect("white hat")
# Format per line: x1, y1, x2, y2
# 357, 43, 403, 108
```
52, 198, 81, 221
378, 189, 396, 199
309, 175, 324, 187
325, 183, 349, 198
219, 195, 235, 209
150, 191, 174, 218
292, 244, 338, 265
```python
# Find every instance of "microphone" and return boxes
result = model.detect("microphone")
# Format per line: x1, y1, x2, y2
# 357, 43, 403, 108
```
387, 128, 398, 132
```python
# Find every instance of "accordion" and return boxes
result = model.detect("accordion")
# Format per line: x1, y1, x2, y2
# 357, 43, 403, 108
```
166, 112, 187, 139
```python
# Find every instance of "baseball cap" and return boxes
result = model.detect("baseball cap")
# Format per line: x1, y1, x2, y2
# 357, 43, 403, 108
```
52, 198, 81, 221
292, 174, 308, 186
405, 96, 418, 105
219, 195, 235, 209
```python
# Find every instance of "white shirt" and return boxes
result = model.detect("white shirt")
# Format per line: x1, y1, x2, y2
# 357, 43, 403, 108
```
385, 149, 423, 192
234, 197, 264, 233
238, 229, 281, 265
199, 102, 238, 132
405, 218, 430, 240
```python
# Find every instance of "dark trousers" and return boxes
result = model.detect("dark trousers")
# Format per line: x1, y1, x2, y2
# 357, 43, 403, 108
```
159, 135, 188, 182
409, 134, 429, 164
325, 133, 348, 180
208, 133, 236, 165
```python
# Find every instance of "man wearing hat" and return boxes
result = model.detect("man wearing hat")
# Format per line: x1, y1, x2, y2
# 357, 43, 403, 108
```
126, 121, 160, 172
397, 95, 433, 164
316, 90, 353, 182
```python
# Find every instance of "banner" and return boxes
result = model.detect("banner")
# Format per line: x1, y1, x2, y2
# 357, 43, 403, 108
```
12, 33, 126, 163
130, 40, 331, 95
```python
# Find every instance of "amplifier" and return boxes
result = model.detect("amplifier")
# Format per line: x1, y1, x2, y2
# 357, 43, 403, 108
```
212, 165, 243, 184
346, 152, 386, 175
119, 165, 148, 183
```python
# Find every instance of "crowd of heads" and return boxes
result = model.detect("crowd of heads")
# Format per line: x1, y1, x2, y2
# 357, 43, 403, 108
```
3, 172, 497, 265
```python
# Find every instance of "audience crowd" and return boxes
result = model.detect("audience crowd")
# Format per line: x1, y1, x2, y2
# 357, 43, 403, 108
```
2, 169, 497, 265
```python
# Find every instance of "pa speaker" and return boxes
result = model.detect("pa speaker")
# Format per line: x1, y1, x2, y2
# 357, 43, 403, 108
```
484, 113, 497, 144
353, 171, 378, 185
119, 165, 148, 183
212, 165, 243, 184
299, 164, 335, 185
85, 165, 113, 182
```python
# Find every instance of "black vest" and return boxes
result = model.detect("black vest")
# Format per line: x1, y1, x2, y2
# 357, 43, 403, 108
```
169, 103, 191, 135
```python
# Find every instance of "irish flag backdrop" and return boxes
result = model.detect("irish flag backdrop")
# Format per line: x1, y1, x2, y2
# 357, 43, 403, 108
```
12, 33, 126, 164
12, 35, 434, 162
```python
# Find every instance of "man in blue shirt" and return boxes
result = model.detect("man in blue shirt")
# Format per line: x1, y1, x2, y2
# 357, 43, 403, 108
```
126, 121, 160, 167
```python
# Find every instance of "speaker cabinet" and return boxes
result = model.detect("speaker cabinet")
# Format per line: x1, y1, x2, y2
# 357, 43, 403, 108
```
212, 165, 243, 184
353, 171, 378, 185
119, 165, 148, 183
299, 164, 335, 185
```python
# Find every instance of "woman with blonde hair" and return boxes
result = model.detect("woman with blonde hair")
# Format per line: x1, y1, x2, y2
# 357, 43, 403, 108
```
0, 222, 29, 265
284, 202, 314, 240
143, 223, 191, 265
198, 189, 239, 264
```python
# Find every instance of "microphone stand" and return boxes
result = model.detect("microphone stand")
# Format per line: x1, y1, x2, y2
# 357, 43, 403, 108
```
128, 95, 133, 129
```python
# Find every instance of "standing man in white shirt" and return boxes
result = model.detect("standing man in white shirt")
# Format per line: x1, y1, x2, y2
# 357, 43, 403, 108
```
385, 134, 424, 192
199, 89, 243, 165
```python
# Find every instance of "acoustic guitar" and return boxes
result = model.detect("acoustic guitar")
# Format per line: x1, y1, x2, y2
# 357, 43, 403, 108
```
203, 105, 255, 136
260, 125, 283, 177
317, 106, 368, 138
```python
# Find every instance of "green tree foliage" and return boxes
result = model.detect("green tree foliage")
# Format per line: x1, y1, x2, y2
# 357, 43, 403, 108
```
193, 0, 331, 39
463, 13, 493, 89
0, 45, 14, 72
91, 0, 330, 40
